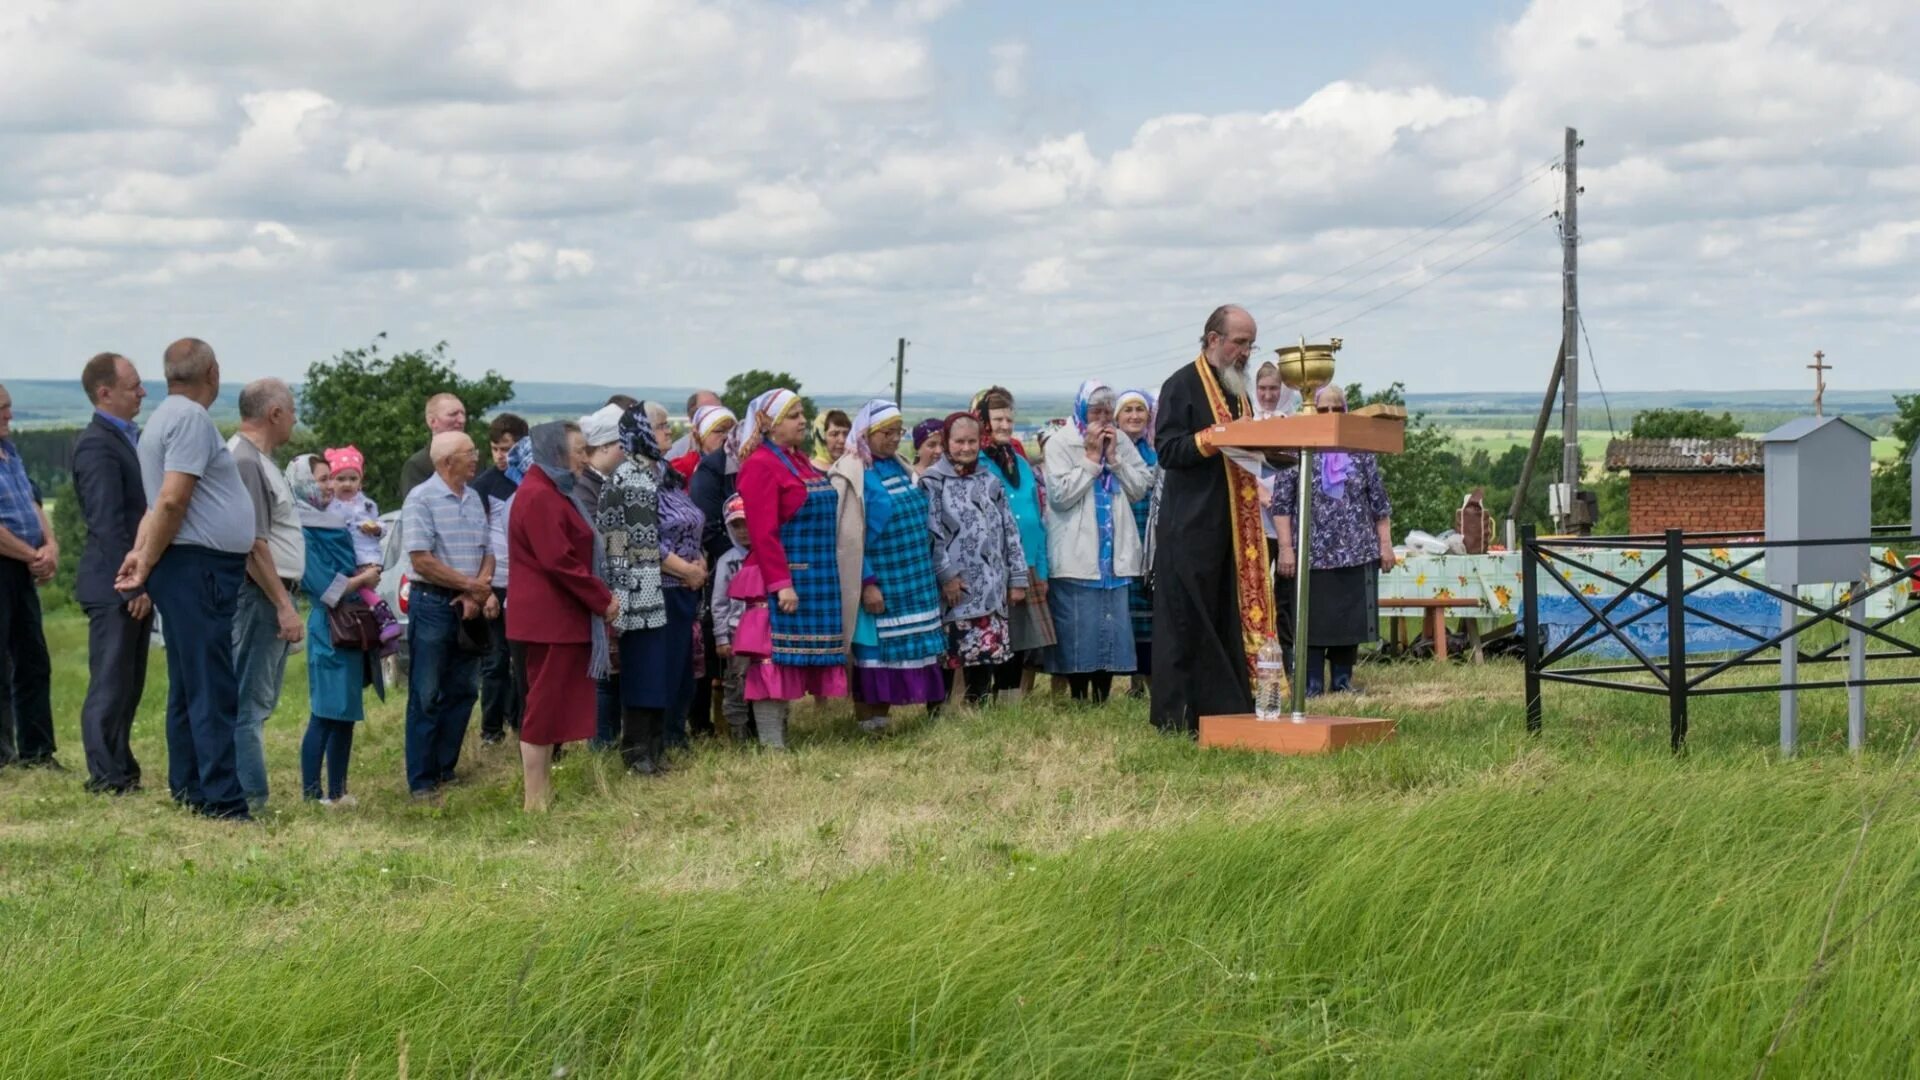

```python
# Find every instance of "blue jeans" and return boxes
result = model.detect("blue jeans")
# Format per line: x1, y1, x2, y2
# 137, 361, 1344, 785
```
301, 716, 356, 800
147, 545, 250, 819
405, 586, 480, 794
231, 579, 292, 809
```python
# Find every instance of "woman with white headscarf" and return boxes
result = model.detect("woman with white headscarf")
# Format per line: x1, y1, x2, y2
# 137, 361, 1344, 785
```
731, 387, 849, 748
508, 421, 616, 811
829, 399, 947, 731
1042, 379, 1154, 704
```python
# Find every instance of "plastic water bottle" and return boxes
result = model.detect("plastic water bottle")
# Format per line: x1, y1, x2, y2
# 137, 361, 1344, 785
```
1254, 637, 1289, 720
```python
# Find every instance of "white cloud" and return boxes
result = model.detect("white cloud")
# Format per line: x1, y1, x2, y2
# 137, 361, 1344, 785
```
989, 41, 1027, 99
0, 0, 1914, 395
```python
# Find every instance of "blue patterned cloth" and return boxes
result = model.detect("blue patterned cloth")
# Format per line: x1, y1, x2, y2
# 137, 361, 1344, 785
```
855, 459, 945, 666
401, 472, 490, 576
768, 449, 845, 667
0, 438, 44, 548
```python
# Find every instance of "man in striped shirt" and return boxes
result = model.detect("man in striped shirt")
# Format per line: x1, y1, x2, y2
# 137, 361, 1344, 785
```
400, 430, 495, 799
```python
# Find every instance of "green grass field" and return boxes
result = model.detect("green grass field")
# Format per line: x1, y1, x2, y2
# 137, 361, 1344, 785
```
8, 609, 1920, 1076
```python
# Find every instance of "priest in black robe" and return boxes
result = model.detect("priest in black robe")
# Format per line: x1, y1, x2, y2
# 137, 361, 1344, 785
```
1151, 305, 1276, 733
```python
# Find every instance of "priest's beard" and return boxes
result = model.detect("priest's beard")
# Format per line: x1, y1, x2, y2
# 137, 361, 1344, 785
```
1213, 358, 1249, 401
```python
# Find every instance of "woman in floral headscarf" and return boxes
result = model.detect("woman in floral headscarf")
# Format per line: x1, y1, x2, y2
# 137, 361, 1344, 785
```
287, 453, 381, 807
1042, 379, 1153, 704
734, 388, 849, 748
828, 399, 947, 731
975, 386, 1054, 701
1114, 388, 1159, 693
922, 411, 1028, 707
599, 403, 709, 774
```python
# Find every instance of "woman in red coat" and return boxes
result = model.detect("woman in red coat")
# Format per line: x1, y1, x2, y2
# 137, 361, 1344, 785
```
507, 421, 617, 812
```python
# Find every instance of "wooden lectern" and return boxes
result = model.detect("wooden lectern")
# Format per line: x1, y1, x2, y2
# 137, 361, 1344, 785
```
1197, 412, 1404, 755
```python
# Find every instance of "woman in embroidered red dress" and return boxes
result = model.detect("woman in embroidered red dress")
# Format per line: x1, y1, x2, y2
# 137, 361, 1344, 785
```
730, 389, 849, 749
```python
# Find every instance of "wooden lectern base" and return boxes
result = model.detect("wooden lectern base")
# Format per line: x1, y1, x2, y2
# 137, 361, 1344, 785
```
1198, 713, 1397, 755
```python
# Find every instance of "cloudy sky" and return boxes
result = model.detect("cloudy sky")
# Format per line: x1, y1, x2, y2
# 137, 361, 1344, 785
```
2, 0, 1916, 399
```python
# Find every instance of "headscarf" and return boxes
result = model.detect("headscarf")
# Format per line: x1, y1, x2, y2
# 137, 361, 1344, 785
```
505, 436, 534, 486
1072, 379, 1119, 495
849, 399, 902, 467
529, 420, 610, 679
528, 422, 578, 495
619, 401, 682, 492
322, 445, 364, 478
693, 405, 737, 442
975, 385, 1022, 489
1315, 387, 1353, 501
809, 411, 833, 468
912, 417, 945, 453
728, 388, 801, 466
285, 454, 333, 526
941, 411, 981, 477
849, 399, 905, 536
1117, 388, 1158, 467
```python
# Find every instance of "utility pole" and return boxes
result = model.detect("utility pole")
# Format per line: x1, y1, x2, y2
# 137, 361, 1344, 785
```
893, 337, 908, 407
1558, 126, 1581, 531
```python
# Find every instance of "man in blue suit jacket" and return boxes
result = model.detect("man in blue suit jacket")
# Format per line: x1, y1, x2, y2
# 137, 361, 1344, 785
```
72, 352, 152, 794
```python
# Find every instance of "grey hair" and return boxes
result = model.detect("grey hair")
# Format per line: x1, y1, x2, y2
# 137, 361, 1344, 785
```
237, 377, 293, 421
163, 338, 217, 384
644, 401, 670, 428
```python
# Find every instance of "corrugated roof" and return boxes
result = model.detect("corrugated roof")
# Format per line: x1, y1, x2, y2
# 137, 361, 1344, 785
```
1604, 437, 1763, 473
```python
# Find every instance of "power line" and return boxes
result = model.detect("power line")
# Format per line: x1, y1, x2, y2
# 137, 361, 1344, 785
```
1310, 210, 1557, 336
915, 152, 1564, 359
1578, 310, 1615, 435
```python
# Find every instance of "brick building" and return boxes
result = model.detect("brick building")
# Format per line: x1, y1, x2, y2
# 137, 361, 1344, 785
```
1603, 437, 1764, 535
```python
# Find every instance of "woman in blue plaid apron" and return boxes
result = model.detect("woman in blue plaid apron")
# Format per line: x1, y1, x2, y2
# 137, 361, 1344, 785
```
829, 400, 947, 732
1116, 388, 1159, 695
733, 388, 848, 749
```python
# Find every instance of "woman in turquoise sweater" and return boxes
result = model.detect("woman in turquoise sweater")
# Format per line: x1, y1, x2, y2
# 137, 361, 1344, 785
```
976, 387, 1054, 701
288, 454, 383, 807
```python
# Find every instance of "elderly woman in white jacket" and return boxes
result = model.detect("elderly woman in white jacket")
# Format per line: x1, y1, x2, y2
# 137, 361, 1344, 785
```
1043, 379, 1154, 703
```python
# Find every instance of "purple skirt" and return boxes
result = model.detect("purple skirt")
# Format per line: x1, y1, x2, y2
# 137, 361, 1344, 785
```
853, 661, 947, 706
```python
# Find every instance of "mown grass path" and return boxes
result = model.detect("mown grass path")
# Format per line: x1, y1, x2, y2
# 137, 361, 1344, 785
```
5, 611, 1920, 1076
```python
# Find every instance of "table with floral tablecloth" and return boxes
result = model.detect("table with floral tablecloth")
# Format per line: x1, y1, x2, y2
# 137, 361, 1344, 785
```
1379, 547, 1914, 657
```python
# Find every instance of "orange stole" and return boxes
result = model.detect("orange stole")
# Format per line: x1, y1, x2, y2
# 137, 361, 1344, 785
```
1192, 357, 1276, 682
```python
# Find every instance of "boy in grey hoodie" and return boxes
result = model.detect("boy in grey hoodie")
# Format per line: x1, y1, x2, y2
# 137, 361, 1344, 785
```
710, 494, 754, 741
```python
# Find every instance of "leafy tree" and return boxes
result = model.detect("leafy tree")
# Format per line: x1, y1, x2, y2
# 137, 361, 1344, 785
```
300, 336, 513, 509
1341, 381, 1460, 536
1870, 392, 1919, 526
1627, 408, 1742, 439
721, 370, 815, 423
45, 480, 83, 613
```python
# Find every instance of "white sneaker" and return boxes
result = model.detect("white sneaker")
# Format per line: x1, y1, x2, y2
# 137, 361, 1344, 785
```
318, 798, 335, 808
330, 794, 359, 809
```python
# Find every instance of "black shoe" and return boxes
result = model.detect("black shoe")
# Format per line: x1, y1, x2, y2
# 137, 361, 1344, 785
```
480, 733, 505, 746
627, 757, 659, 776
20, 756, 68, 772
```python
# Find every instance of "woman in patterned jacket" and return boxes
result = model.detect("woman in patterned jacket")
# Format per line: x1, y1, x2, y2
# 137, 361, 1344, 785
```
921, 412, 1028, 708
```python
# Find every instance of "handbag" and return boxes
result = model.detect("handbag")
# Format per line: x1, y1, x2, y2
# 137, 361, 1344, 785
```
326, 597, 383, 652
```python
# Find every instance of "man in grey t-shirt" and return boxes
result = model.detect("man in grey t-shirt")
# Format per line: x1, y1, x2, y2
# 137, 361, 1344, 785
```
227, 378, 305, 812
117, 338, 257, 821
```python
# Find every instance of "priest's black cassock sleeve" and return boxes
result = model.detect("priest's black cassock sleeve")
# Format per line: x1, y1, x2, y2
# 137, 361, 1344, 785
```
1150, 361, 1253, 732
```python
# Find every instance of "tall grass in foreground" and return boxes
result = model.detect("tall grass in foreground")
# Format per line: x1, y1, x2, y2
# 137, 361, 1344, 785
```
5, 611, 1920, 1076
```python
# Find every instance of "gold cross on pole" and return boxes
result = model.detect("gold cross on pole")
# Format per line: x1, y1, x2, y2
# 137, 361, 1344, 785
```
1808, 350, 1830, 417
